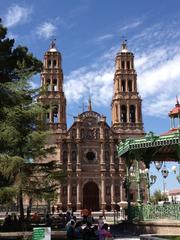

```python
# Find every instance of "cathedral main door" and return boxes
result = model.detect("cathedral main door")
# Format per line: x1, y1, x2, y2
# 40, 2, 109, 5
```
83, 182, 99, 210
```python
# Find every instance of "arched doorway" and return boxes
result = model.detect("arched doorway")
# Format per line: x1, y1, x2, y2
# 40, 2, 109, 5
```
83, 182, 99, 210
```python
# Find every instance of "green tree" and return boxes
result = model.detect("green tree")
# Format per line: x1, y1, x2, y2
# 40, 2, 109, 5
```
150, 190, 168, 204
0, 19, 63, 220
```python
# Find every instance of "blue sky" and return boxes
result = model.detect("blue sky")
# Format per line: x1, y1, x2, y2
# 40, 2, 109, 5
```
0, 0, 180, 193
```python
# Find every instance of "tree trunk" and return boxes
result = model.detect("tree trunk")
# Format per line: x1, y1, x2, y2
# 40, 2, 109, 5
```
19, 188, 24, 220
27, 197, 32, 218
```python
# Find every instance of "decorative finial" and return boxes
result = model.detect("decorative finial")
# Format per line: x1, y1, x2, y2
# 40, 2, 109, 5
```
88, 96, 92, 111
176, 96, 179, 105
121, 37, 128, 53
50, 38, 56, 49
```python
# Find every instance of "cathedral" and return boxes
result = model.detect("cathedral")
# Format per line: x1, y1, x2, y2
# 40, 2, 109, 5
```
38, 40, 144, 211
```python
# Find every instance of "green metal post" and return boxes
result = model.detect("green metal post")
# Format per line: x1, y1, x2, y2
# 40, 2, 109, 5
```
136, 160, 141, 204
126, 166, 131, 220
146, 172, 150, 203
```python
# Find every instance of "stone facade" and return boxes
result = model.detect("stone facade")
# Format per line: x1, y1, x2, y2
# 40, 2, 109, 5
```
38, 40, 145, 211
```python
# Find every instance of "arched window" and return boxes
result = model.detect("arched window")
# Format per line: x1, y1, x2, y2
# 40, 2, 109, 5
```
53, 106, 58, 123
127, 61, 130, 69
63, 151, 67, 164
121, 61, 125, 69
62, 186, 67, 195
130, 105, 136, 123
81, 129, 85, 139
45, 105, 50, 123
121, 105, 127, 123
128, 80, 132, 92
105, 151, 109, 162
48, 60, 51, 68
53, 79, 57, 91
115, 185, 120, 196
122, 80, 126, 92
47, 79, 51, 91
53, 60, 57, 67
72, 151, 77, 161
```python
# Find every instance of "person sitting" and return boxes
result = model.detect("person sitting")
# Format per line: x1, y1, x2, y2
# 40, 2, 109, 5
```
74, 221, 83, 239
82, 222, 94, 240
67, 220, 76, 240
98, 215, 104, 230
99, 223, 113, 240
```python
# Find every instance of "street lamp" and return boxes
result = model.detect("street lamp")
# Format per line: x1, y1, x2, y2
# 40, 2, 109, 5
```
161, 163, 169, 178
154, 161, 163, 171
143, 168, 157, 203
171, 164, 180, 184
161, 163, 169, 194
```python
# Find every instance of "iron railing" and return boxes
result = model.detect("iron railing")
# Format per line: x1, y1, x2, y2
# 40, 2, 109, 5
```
129, 204, 180, 221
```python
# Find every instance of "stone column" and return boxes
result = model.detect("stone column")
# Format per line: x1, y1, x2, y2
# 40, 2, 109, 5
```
67, 143, 72, 172
101, 173, 106, 210
57, 73, 59, 91
76, 143, 81, 172
135, 103, 138, 123
76, 174, 81, 210
57, 184, 62, 208
58, 104, 61, 124
100, 121, 104, 140
125, 78, 128, 92
127, 104, 130, 123
118, 104, 121, 123
100, 143, 105, 171
59, 142, 63, 166
111, 176, 115, 209
119, 181, 124, 202
77, 124, 80, 139
50, 76, 53, 91
67, 178, 72, 209
132, 77, 135, 92
110, 141, 115, 172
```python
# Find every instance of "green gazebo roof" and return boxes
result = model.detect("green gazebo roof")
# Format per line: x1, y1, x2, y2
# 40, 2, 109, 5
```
117, 129, 180, 162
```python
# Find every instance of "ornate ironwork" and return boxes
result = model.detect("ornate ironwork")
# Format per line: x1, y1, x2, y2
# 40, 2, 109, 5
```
129, 204, 180, 221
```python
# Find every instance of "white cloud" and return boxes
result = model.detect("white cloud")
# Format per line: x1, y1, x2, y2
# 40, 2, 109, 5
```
143, 95, 175, 118
64, 17, 180, 119
36, 22, 57, 39
64, 65, 114, 106
134, 38, 180, 117
120, 20, 142, 31
95, 34, 114, 43
138, 54, 180, 97
4, 5, 32, 27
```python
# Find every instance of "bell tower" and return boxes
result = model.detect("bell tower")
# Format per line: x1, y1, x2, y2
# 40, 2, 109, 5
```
38, 40, 67, 131
111, 41, 144, 137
